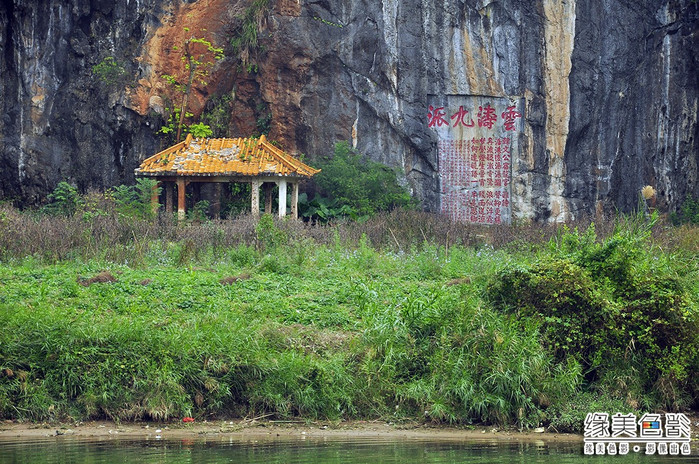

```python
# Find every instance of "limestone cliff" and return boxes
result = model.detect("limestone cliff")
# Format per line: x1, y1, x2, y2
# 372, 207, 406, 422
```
1, 0, 697, 220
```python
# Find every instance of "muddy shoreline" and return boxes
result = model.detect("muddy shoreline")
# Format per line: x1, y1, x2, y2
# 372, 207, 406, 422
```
0, 419, 583, 443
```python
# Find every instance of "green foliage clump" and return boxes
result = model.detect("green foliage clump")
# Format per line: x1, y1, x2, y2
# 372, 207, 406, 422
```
158, 108, 214, 144
298, 193, 357, 222
200, 93, 233, 138
255, 214, 287, 251
188, 122, 213, 138
188, 200, 210, 222
43, 182, 83, 216
487, 258, 606, 360
671, 195, 699, 225
309, 141, 415, 220
110, 178, 161, 220
91, 56, 128, 87
487, 213, 699, 410
255, 102, 272, 136
229, 0, 270, 73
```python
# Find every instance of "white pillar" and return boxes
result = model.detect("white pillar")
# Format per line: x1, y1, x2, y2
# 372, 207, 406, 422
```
278, 179, 287, 217
251, 179, 261, 217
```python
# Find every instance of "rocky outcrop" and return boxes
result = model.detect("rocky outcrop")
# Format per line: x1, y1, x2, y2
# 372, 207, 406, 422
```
0, 0, 164, 204
1, 0, 697, 220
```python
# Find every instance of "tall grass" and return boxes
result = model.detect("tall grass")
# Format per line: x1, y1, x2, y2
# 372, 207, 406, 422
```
0, 202, 635, 265
0, 237, 577, 427
0, 203, 696, 430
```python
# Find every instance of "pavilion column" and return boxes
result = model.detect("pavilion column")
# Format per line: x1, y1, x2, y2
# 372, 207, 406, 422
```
212, 183, 222, 219
151, 182, 160, 215
278, 179, 287, 218
290, 182, 299, 219
165, 182, 173, 213
177, 178, 186, 220
264, 183, 273, 214
251, 179, 261, 217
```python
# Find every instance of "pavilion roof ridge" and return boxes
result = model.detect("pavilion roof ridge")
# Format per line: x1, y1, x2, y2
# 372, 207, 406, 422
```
258, 134, 320, 177
135, 134, 320, 178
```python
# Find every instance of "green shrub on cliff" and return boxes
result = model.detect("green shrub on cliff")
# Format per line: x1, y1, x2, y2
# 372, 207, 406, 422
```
671, 195, 699, 226
229, 0, 270, 73
91, 56, 128, 88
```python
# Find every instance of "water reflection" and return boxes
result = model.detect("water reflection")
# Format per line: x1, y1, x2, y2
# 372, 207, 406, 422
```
0, 435, 693, 464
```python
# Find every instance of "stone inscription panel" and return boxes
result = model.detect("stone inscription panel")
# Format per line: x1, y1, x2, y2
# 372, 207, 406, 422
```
428, 95, 523, 224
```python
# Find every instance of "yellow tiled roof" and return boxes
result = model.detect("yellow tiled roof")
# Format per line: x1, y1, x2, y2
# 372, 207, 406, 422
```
135, 134, 320, 178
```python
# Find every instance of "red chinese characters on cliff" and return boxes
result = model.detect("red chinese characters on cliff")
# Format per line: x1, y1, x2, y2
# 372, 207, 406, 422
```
427, 105, 448, 128
427, 103, 521, 131
477, 104, 497, 129
430, 99, 521, 225
450, 106, 475, 127
438, 137, 512, 224
501, 106, 522, 132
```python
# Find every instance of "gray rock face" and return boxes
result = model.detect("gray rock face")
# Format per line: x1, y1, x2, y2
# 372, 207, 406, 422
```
1, 0, 697, 220
0, 0, 161, 204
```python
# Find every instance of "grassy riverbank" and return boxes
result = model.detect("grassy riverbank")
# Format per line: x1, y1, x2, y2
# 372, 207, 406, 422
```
0, 208, 697, 432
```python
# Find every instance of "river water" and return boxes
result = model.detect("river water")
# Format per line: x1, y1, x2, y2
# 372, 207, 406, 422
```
0, 436, 694, 464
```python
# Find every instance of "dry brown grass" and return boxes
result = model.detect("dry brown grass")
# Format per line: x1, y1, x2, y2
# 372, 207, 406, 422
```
260, 323, 355, 356
1, 203, 692, 264
78, 271, 118, 287
219, 273, 251, 285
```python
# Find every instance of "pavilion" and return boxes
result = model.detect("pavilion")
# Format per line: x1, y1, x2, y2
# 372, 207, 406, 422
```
135, 134, 320, 219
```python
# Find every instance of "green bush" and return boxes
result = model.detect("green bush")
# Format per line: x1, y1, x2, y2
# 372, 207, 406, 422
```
311, 141, 415, 219
200, 93, 233, 137
229, 0, 270, 72
188, 122, 213, 138
188, 200, 211, 222
42, 182, 82, 216
487, 216, 699, 410
110, 178, 161, 220
92, 56, 128, 88
671, 196, 699, 225
255, 214, 287, 250
298, 193, 357, 222
486, 258, 609, 361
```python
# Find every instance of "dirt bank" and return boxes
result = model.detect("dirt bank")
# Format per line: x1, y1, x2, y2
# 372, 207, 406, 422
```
0, 419, 582, 443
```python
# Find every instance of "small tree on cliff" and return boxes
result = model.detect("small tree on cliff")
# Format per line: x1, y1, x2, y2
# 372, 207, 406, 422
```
161, 29, 224, 142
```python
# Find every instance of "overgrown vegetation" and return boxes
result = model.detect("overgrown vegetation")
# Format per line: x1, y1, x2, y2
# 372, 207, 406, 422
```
304, 142, 416, 221
41, 182, 83, 216
229, 0, 270, 73
671, 195, 699, 226
109, 178, 161, 220
91, 56, 129, 88
159, 31, 224, 143
200, 93, 234, 138
487, 212, 699, 412
0, 192, 697, 431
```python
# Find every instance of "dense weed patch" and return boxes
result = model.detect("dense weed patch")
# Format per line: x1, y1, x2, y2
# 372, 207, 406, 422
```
488, 213, 699, 413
